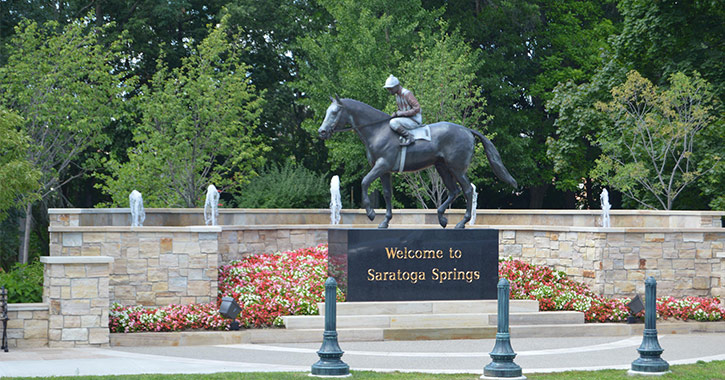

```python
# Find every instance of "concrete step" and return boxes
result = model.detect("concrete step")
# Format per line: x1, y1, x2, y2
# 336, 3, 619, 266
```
282, 311, 583, 330
319, 300, 540, 316
109, 321, 725, 346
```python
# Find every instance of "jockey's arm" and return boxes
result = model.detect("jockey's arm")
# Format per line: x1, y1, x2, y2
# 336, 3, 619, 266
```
397, 91, 421, 117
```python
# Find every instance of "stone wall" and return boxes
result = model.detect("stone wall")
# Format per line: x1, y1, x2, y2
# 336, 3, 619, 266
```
49, 208, 723, 229
40, 256, 113, 348
219, 227, 328, 263
49, 227, 219, 307
499, 227, 725, 298
5, 303, 49, 348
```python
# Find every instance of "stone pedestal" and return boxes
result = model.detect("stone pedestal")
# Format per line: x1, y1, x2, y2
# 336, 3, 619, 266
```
40, 256, 113, 348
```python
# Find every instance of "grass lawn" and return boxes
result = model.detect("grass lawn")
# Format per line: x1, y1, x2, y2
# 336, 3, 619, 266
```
4, 360, 724, 380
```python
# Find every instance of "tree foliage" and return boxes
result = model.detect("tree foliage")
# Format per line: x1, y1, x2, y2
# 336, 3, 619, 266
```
0, 17, 129, 262
592, 71, 721, 210
0, 109, 41, 222
96, 17, 269, 207
397, 25, 491, 208
235, 163, 331, 209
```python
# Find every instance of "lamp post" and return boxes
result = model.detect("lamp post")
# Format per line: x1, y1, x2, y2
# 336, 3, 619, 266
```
311, 277, 350, 377
482, 278, 526, 379
629, 277, 670, 375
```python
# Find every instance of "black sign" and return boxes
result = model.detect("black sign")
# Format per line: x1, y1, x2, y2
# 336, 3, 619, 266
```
328, 229, 498, 301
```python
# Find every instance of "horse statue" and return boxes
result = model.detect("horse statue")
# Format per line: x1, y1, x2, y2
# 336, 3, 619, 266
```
318, 96, 517, 229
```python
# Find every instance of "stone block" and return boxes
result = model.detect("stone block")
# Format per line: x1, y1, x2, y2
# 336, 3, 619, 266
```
81, 316, 100, 328
173, 241, 200, 254
101, 242, 121, 257
583, 270, 595, 278
683, 233, 704, 242
187, 281, 210, 296
84, 233, 106, 243
139, 239, 161, 258
126, 259, 147, 274
199, 232, 217, 240
62, 233, 83, 247
147, 268, 168, 282
645, 233, 665, 242
693, 277, 710, 289
200, 241, 218, 253
502, 230, 515, 240
49, 315, 63, 329
189, 254, 208, 268
61, 328, 88, 341
137, 292, 156, 305
71, 278, 99, 298
86, 263, 110, 278
61, 300, 90, 315
156, 296, 180, 305
627, 271, 645, 281
88, 328, 109, 345
696, 249, 712, 259
614, 281, 635, 293
160, 238, 173, 253
152, 282, 169, 292
64, 316, 81, 328
63, 264, 87, 278
515, 232, 534, 244
168, 276, 188, 292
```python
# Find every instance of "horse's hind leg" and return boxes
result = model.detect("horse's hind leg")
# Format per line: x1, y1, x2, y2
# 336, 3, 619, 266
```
434, 162, 460, 228
378, 173, 393, 228
452, 170, 474, 229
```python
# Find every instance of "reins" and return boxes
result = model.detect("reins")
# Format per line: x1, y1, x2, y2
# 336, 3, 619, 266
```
333, 116, 392, 134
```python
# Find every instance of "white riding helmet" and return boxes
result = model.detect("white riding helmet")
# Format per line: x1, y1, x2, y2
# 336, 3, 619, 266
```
383, 74, 400, 88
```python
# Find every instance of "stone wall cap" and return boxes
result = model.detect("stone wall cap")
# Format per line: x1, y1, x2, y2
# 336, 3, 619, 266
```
40, 256, 114, 264
48, 208, 725, 217
49, 226, 222, 233
7, 303, 49, 311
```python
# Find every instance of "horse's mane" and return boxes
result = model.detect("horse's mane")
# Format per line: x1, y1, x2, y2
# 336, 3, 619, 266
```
340, 98, 390, 119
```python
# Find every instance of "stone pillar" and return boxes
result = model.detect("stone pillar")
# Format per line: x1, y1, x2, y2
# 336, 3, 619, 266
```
40, 256, 113, 348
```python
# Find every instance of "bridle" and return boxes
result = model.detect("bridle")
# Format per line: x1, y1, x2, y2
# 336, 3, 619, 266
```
328, 104, 392, 134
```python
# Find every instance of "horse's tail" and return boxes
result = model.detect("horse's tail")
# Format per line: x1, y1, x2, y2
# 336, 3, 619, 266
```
468, 129, 518, 188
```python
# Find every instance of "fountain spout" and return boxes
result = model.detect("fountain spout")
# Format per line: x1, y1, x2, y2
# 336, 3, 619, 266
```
601, 188, 611, 228
129, 190, 145, 227
204, 185, 220, 226
330, 176, 342, 225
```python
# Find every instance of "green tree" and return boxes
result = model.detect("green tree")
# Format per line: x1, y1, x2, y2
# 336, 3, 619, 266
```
0, 109, 41, 222
397, 25, 491, 208
296, 0, 440, 203
592, 71, 721, 210
425, 0, 619, 208
235, 163, 330, 209
0, 18, 128, 263
96, 17, 269, 207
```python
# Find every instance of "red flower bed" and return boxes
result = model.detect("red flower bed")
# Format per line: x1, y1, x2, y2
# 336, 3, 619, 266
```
218, 244, 342, 327
500, 257, 724, 323
109, 247, 724, 332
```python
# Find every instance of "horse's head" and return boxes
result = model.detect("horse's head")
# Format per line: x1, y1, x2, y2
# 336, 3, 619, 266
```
318, 96, 349, 140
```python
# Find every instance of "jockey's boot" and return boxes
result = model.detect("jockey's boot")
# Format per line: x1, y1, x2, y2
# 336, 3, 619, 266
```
392, 125, 414, 146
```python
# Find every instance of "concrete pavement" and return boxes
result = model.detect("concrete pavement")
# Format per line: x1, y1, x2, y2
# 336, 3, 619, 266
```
2, 333, 725, 377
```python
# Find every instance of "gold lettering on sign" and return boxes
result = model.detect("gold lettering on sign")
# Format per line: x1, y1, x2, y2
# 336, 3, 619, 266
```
367, 268, 426, 284
384, 247, 444, 260
431, 268, 480, 283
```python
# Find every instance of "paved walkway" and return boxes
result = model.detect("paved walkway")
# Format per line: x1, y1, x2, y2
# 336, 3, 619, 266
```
2, 333, 725, 377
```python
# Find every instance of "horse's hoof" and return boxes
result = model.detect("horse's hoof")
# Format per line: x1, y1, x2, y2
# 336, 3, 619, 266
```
455, 221, 467, 229
378, 221, 389, 229
439, 216, 448, 228
366, 209, 376, 221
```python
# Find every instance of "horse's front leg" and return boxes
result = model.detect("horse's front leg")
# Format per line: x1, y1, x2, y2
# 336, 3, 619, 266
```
360, 161, 389, 222
378, 173, 393, 228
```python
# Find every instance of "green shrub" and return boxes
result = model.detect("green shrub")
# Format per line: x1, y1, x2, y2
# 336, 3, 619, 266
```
235, 162, 330, 208
0, 259, 43, 303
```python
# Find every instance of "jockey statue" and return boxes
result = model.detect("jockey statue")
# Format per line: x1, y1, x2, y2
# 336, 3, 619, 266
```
384, 75, 422, 146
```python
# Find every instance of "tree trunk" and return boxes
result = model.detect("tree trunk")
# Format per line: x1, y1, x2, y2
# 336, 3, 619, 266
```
19, 203, 32, 264
528, 184, 549, 209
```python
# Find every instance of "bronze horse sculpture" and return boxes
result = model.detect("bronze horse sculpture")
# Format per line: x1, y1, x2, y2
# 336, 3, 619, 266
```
318, 96, 517, 229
